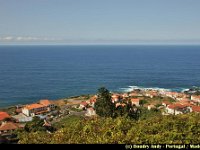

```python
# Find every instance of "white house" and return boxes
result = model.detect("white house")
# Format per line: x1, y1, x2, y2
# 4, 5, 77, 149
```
79, 101, 88, 110
85, 108, 96, 116
131, 98, 140, 106
111, 94, 121, 103
22, 104, 48, 117
22, 100, 55, 117
191, 95, 200, 103
166, 104, 192, 115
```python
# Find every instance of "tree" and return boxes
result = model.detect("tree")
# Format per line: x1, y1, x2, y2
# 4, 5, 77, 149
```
139, 99, 148, 106
124, 100, 141, 120
94, 87, 115, 117
114, 105, 127, 117
24, 116, 46, 132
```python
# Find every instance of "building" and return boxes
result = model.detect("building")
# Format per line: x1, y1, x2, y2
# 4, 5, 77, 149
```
176, 93, 188, 101
0, 112, 10, 123
191, 105, 200, 113
144, 91, 158, 98
178, 99, 191, 106
22, 104, 48, 117
22, 99, 55, 117
89, 99, 96, 107
191, 95, 200, 103
39, 99, 55, 111
111, 94, 121, 103
130, 98, 140, 106
86, 96, 97, 107
0, 122, 20, 135
166, 103, 192, 115
164, 92, 181, 99
79, 101, 88, 110
85, 107, 96, 116
122, 93, 129, 98
12, 113, 33, 122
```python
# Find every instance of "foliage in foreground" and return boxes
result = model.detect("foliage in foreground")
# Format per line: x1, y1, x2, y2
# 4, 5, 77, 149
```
94, 87, 115, 117
17, 113, 200, 144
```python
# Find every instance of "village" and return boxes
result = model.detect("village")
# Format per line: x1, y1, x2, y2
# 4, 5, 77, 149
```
0, 88, 200, 143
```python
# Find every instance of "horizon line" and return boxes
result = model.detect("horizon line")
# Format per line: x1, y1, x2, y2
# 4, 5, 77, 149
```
1, 42, 200, 46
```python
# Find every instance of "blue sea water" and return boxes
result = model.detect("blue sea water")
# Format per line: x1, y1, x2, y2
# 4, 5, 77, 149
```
0, 45, 200, 108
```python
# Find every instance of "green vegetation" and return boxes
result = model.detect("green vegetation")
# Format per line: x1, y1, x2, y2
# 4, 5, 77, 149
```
17, 113, 200, 144
69, 107, 83, 112
139, 107, 161, 120
24, 116, 47, 132
0, 106, 16, 115
94, 87, 115, 117
139, 99, 148, 106
94, 87, 141, 120
12, 87, 200, 144
67, 94, 91, 100
54, 115, 83, 129
138, 96, 175, 105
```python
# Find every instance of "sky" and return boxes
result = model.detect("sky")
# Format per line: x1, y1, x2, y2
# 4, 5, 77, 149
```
0, 0, 200, 45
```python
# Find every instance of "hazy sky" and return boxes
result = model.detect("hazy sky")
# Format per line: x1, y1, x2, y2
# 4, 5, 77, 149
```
0, 0, 200, 44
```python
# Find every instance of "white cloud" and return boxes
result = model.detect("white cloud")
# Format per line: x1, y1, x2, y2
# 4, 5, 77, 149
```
2, 36, 14, 41
0, 36, 63, 42
16, 36, 39, 41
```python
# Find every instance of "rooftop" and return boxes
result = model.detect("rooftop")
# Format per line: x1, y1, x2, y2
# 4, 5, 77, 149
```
192, 106, 200, 112
24, 103, 46, 110
131, 98, 140, 103
80, 101, 88, 106
0, 122, 19, 131
40, 99, 51, 106
168, 103, 189, 109
0, 112, 10, 121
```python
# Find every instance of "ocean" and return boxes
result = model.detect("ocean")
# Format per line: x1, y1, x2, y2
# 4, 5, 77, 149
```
0, 45, 200, 108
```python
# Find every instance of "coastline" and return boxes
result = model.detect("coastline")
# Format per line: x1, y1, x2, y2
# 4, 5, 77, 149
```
0, 94, 93, 113
0, 85, 199, 114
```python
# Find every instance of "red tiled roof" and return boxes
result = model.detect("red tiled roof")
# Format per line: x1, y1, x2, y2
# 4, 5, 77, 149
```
40, 99, 51, 106
24, 103, 46, 110
0, 112, 10, 121
112, 94, 120, 98
192, 106, 200, 112
35, 110, 48, 115
80, 101, 88, 106
180, 98, 190, 102
0, 122, 19, 131
131, 98, 140, 103
179, 101, 191, 106
168, 103, 188, 109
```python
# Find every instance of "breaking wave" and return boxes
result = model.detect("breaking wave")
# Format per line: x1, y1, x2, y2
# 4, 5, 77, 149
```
119, 85, 190, 93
